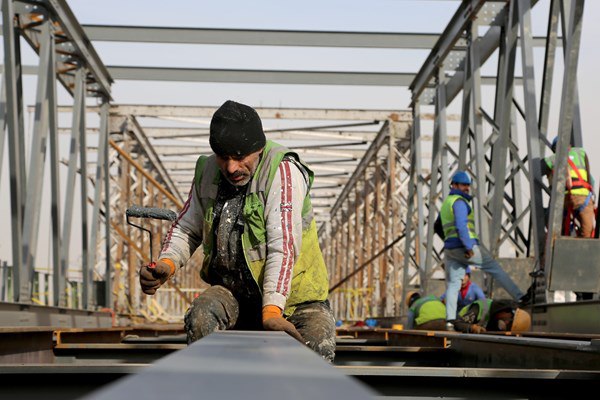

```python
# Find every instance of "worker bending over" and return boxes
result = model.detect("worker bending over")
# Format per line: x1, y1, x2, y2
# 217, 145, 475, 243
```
405, 291, 447, 331
454, 299, 531, 334
139, 100, 336, 362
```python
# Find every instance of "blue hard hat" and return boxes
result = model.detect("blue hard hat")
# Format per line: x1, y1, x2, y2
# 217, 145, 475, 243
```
451, 170, 471, 185
365, 318, 377, 328
465, 266, 471, 275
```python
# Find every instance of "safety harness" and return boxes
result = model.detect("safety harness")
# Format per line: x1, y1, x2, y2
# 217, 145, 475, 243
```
563, 156, 597, 237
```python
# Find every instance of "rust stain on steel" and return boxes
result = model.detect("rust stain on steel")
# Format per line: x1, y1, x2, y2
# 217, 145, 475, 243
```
388, 113, 400, 122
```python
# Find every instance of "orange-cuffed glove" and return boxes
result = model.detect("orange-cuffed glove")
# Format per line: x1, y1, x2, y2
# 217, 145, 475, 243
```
262, 305, 305, 343
139, 259, 176, 295
470, 324, 486, 334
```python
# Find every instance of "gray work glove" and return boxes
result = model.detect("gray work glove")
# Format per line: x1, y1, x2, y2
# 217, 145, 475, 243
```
139, 260, 174, 295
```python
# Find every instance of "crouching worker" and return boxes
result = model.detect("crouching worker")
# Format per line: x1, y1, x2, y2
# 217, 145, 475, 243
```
454, 299, 531, 334
139, 100, 336, 362
405, 291, 447, 330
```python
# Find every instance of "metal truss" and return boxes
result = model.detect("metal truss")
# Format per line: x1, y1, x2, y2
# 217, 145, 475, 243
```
2, 0, 585, 327
1, 0, 111, 310
322, 120, 412, 320
403, 0, 595, 311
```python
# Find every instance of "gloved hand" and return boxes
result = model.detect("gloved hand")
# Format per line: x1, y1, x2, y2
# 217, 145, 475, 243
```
139, 259, 175, 295
262, 305, 305, 343
470, 324, 486, 334
465, 249, 474, 259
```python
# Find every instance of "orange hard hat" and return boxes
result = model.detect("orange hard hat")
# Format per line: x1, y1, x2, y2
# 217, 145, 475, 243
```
511, 308, 532, 332
405, 290, 421, 308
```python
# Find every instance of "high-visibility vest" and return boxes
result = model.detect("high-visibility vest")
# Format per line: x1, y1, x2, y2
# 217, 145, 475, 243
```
440, 194, 478, 241
545, 147, 592, 196
458, 298, 492, 327
194, 140, 329, 316
410, 295, 446, 325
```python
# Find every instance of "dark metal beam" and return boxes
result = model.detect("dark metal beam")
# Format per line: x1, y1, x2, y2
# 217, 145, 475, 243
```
78, 331, 377, 400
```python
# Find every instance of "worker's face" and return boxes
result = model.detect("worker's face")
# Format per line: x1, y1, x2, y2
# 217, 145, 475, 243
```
461, 273, 470, 288
493, 310, 514, 331
215, 148, 263, 187
452, 182, 471, 194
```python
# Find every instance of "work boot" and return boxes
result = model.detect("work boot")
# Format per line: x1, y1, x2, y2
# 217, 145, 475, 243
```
518, 283, 535, 306
445, 321, 455, 331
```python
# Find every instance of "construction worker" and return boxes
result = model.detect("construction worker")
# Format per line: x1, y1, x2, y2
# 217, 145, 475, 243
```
541, 136, 596, 238
405, 291, 447, 330
440, 170, 531, 331
138, 100, 336, 362
453, 299, 531, 334
440, 266, 486, 310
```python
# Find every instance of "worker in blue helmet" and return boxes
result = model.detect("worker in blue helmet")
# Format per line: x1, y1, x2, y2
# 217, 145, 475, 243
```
439, 170, 531, 331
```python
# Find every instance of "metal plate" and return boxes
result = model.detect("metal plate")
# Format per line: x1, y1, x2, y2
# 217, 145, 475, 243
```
550, 238, 600, 292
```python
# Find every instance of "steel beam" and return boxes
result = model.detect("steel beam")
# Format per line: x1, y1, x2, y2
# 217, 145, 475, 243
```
83, 25, 460, 49
410, 0, 487, 102
3, 0, 26, 302
79, 331, 376, 400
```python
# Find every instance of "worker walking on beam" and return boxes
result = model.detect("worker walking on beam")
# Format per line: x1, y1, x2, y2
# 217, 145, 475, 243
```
440, 170, 532, 331
138, 100, 336, 362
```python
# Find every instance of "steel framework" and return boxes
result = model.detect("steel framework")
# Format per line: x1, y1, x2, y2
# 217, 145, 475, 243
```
2, 0, 591, 327
402, 0, 598, 319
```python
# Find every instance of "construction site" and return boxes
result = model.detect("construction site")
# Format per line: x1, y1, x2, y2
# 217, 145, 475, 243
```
1, 0, 599, 398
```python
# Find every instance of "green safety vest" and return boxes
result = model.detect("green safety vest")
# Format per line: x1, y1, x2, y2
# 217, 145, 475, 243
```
410, 295, 446, 326
440, 194, 478, 241
458, 299, 492, 327
545, 147, 592, 196
194, 140, 329, 316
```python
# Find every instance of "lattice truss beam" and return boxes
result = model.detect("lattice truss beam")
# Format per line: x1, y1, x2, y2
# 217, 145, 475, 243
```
403, 0, 586, 308
322, 121, 411, 320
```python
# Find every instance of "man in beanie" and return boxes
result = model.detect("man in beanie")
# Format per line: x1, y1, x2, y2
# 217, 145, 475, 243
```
139, 100, 336, 362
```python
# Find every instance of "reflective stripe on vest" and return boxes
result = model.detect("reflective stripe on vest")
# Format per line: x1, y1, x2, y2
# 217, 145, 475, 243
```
440, 194, 478, 240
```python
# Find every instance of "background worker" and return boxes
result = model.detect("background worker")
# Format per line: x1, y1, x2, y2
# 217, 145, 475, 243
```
453, 299, 531, 334
440, 170, 531, 331
405, 291, 447, 331
541, 136, 596, 238
440, 266, 486, 310
138, 100, 336, 362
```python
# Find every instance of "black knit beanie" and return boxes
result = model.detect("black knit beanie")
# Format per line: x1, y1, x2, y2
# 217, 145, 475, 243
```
209, 100, 266, 157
